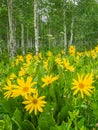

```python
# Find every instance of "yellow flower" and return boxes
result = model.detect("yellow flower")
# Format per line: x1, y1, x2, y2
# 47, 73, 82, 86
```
90, 50, 97, 59
17, 55, 24, 61
69, 45, 76, 56
41, 74, 59, 88
12, 76, 37, 99
9, 73, 17, 80
38, 52, 43, 59
15, 59, 19, 65
18, 67, 26, 77
71, 73, 94, 98
61, 50, 65, 55
3, 79, 16, 99
76, 52, 83, 57
23, 60, 31, 71
22, 91, 47, 115
55, 58, 63, 68
47, 51, 52, 57
63, 58, 70, 69
63, 58, 74, 72
95, 45, 98, 53
85, 51, 90, 57
43, 60, 48, 71
15, 55, 24, 65
68, 66, 75, 72
25, 53, 33, 62
33, 55, 39, 61
75, 56, 79, 63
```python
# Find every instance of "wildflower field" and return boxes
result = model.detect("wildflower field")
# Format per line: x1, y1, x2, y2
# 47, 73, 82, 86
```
0, 45, 98, 130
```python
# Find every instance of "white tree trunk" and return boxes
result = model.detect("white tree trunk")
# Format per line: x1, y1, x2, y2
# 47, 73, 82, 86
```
69, 16, 74, 46
26, 27, 29, 51
7, 0, 16, 58
21, 23, 25, 55
34, 0, 39, 55
63, 8, 67, 51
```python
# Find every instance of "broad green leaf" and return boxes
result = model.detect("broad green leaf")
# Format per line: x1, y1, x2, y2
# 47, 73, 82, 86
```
0, 120, 5, 130
12, 108, 23, 129
38, 112, 55, 130
21, 120, 36, 130
4, 115, 12, 130
57, 106, 68, 124
1, 98, 16, 117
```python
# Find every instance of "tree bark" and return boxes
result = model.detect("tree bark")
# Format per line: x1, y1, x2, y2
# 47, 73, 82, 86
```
69, 16, 74, 46
34, 0, 39, 55
26, 27, 29, 51
7, 0, 16, 58
21, 23, 25, 55
63, 6, 67, 51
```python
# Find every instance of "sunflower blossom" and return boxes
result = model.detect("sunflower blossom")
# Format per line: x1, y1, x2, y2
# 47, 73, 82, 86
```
3, 79, 16, 99
41, 74, 59, 88
22, 91, 47, 115
9, 73, 17, 80
18, 67, 26, 77
63, 58, 74, 72
71, 73, 94, 98
25, 53, 33, 62
55, 58, 63, 68
12, 76, 37, 99
69, 45, 76, 56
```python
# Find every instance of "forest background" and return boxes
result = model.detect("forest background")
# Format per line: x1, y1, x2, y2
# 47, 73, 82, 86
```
0, 0, 98, 58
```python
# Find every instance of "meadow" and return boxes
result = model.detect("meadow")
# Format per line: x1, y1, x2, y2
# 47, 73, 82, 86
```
0, 45, 98, 130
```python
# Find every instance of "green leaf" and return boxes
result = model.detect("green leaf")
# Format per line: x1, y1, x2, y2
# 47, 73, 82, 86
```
38, 112, 55, 130
1, 98, 16, 117
0, 120, 5, 130
21, 120, 36, 130
4, 115, 12, 130
93, 109, 98, 120
57, 106, 68, 124
50, 123, 72, 130
94, 90, 98, 100
78, 118, 85, 129
80, 126, 86, 130
12, 108, 23, 129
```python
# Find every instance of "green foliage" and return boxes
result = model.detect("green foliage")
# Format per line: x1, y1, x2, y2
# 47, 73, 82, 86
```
38, 111, 55, 130
0, 45, 98, 129
1, 98, 16, 117
12, 108, 23, 129
4, 115, 12, 130
21, 120, 36, 130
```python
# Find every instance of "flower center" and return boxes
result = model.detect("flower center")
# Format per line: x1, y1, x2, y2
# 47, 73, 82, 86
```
23, 86, 29, 92
32, 98, 38, 104
79, 83, 84, 89
47, 79, 51, 83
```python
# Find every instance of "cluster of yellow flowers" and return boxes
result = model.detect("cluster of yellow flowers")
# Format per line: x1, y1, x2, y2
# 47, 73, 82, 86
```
3, 53, 60, 115
3, 45, 98, 115
3, 77, 46, 115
